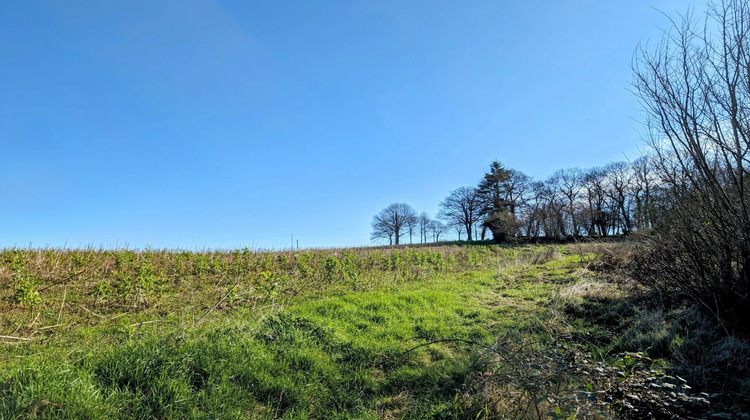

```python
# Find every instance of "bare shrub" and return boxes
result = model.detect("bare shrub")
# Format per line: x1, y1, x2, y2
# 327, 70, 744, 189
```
632, 0, 750, 333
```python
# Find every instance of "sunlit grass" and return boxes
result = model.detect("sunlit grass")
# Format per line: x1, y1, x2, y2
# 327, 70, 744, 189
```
3, 243, 701, 418
0, 266, 513, 418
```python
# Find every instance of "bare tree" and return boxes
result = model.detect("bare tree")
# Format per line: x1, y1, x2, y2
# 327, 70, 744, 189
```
602, 161, 635, 235
429, 220, 447, 242
633, 0, 750, 329
539, 177, 567, 238
452, 221, 464, 241
418, 212, 432, 243
406, 216, 417, 244
439, 187, 483, 241
549, 168, 584, 236
631, 155, 658, 230
518, 181, 547, 238
371, 203, 417, 245
370, 217, 394, 245
505, 169, 532, 216
582, 167, 613, 236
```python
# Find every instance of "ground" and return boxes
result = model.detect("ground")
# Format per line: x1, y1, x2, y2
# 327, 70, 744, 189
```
0, 244, 744, 418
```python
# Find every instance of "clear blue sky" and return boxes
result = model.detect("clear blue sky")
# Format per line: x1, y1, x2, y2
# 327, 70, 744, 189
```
1, 0, 690, 250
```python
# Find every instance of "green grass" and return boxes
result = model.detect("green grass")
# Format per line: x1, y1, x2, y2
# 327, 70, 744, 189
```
0, 273, 506, 419
0, 246, 502, 337
0, 247, 531, 419
3, 243, 724, 418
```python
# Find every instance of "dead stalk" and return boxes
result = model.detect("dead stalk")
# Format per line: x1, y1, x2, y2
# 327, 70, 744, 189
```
57, 287, 67, 323
0, 335, 33, 341
195, 281, 239, 326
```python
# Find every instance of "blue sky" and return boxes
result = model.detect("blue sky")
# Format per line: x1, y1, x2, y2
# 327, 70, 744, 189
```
1, 0, 689, 249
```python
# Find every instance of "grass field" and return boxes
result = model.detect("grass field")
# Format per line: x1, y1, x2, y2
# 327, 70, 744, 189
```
0, 244, 743, 418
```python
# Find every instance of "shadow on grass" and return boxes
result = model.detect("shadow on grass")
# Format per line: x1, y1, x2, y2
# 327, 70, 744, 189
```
555, 281, 750, 415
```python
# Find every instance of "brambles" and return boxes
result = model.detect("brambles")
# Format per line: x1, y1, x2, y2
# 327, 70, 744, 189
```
224, 283, 241, 306
8, 255, 42, 310
92, 281, 112, 303
133, 259, 164, 304
13, 272, 41, 309
113, 270, 134, 302
253, 271, 280, 301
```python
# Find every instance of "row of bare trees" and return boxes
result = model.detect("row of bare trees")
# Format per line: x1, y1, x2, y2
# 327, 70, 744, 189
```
421, 156, 663, 243
371, 155, 664, 245
517, 158, 662, 239
370, 203, 448, 245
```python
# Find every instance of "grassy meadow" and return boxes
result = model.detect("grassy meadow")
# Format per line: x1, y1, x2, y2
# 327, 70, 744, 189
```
0, 243, 744, 418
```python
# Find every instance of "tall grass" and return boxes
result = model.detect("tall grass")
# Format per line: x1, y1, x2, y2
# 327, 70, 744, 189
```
0, 246, 502, 341
0, 248, 511, 419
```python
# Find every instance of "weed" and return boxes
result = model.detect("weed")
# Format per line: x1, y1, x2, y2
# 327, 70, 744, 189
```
92, 281, 112, 303
11, 264, 41, 311
13, 275, 41, 309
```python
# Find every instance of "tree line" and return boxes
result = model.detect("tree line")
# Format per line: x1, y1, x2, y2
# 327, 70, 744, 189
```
370, 203, 447, 245
371, 156, 662, 245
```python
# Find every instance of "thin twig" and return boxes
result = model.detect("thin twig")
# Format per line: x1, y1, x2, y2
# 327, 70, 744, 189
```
0, 335, 33, 341
38, 271, 84, 292
57, 287, 67, 323
38, 323, 66, 331
28, 312, 40, 328
128, 320, 158, 327
131, 320, 159, 334
78, 304, 104, 318
195, 281, 239, 326
399, 338, 495, 357
274, 389, 284, 419
107, 312, 130, 321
